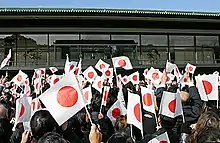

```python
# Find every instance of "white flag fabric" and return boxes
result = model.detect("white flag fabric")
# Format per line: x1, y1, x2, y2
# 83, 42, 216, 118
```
11, 70, 28, 87
119, 75, 129, 85
49, 67, 58, 73
0, 49, 11, 69
95, 59, 110, 72
103, 68, 114, 79
196, 74, 218, 101
127, 91, 143, 135
112, 56, 133, 70
117, 88, 125, 106
128, 71, 139, 85
64, 54, 70, 74
185, 63, 196, 74
82, 85, 92, 105
148, 132, 170, 143
92, 76, 104, 93
83, 66, 97, 83
141, 86, 155, 114
159, 91, 183, 118
31, 98, 42, 115
107, 100, 127, 125
39, 72, 86, 125
166, 61, 175, 73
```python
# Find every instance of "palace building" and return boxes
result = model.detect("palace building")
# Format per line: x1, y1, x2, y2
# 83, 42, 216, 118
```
0, 8, 220, 74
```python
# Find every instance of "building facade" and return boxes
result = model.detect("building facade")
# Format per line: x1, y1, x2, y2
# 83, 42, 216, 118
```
0, 8, 220, 73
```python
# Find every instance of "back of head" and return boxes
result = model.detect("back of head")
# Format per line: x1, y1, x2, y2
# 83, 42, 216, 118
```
107, 131, 134, 143
196, 127, 220, 143
30, 110, 59, 140
38, 132, 69, 143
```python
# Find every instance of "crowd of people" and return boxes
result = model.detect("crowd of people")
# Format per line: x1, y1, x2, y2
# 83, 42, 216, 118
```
0, 57, 219, 143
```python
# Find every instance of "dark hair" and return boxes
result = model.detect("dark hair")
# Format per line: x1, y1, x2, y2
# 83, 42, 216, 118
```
30, 110, 59, 140
196, 127, 220, 143
38, 132, 69, 143
107, 131, 134, 143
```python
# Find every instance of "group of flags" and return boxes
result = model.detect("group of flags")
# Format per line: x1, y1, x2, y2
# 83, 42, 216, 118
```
1, 49, 219, 143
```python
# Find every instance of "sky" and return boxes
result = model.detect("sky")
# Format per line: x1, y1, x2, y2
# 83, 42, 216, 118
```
1, 0, 220, 12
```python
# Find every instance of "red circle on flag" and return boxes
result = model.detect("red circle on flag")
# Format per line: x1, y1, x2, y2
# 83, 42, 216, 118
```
70, 65, 75, 71
143, 93, 153, 106
19, 104, 25, 118
123, 78, 127, 83
84, 91, 89, 100
202, 80, 213, 95
118, 59, 126, 67
57, 86, 78, 107
183, 77, 187, 82
17, 75, 22, 82
167, 76, 170, 82
105, 70, 111, 77
88, 72, 94, 79
132, 75, 138, 81
36, 83, 39, 90
25, 80, 28, 85
31, 102, 35, 111
98, 81, 102, 88
53, 78, 59, 84
188, 66, 193, 72
112, 108, 121, 118
160, 141, 168, 143
99, 63, 106, 69
168, 99, 176, 113
41, 70, 45, 75
134, 103, 141, 122
152, 73, 159, 80
74, 68, 79, 75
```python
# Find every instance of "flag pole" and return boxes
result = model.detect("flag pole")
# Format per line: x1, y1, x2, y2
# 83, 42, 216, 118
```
84, 105, 93, 124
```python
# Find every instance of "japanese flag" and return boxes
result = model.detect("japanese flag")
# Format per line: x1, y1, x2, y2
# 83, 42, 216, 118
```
92, 76, 104, 93
34, 68, 46, 78
64, 54, 70, 74
147, 67, 162, 85
128, 71, 139, 85
69, 61, 78, 72
83, 66, 97, 83
49, 67, 58, 73
127, 91, 143, 136
39, 72, 86, 125
174, 64, 182, 82
107, 100, 127, 125
13, 96, 32, 131
112, 56, 133, 70
185, 63, 196, 74
148, 132, 170, 143
49, 74, 63, 86
101, 86, 111, 106
159, 91, 183, 118
120, 75, 129, 85
82, 85, 92, 105
95, 59, 110, 72
195, 75, 208, 101
103, 68, 114, 79
31, 98, 42, 115
166, 74, 175, 84
74, 58, 82, 76
141, 86, 155, 114
0, 49, 11, 69
196, 74, 218, 101
34, 78, 41, 95
166, 60, 175, 73
11, 70, 28, 87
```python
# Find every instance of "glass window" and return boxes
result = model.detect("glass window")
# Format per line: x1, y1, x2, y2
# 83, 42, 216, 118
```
17, 34, 48, 67
0, 35, 14, 66
170, 47, 195, 64
141, 35, 167, 46
111, 35, 139, 59
49, 34, 79, 65
196, 36, 219, 46
196, 47, 204, 64
81, 34, 110, 40
170, 35, 194, 46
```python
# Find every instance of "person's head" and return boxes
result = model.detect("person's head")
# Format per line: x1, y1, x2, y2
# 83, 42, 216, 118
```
30, 110, 59, 140
115, 115, 127, 131
189, 111, 220, 143
0, 103, 8, 119
38, 132, 69, 143
196, 127, 220, 143
107, 131, 134, 143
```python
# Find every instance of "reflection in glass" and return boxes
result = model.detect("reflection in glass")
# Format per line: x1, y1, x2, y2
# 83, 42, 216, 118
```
170, 35, 194, 46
